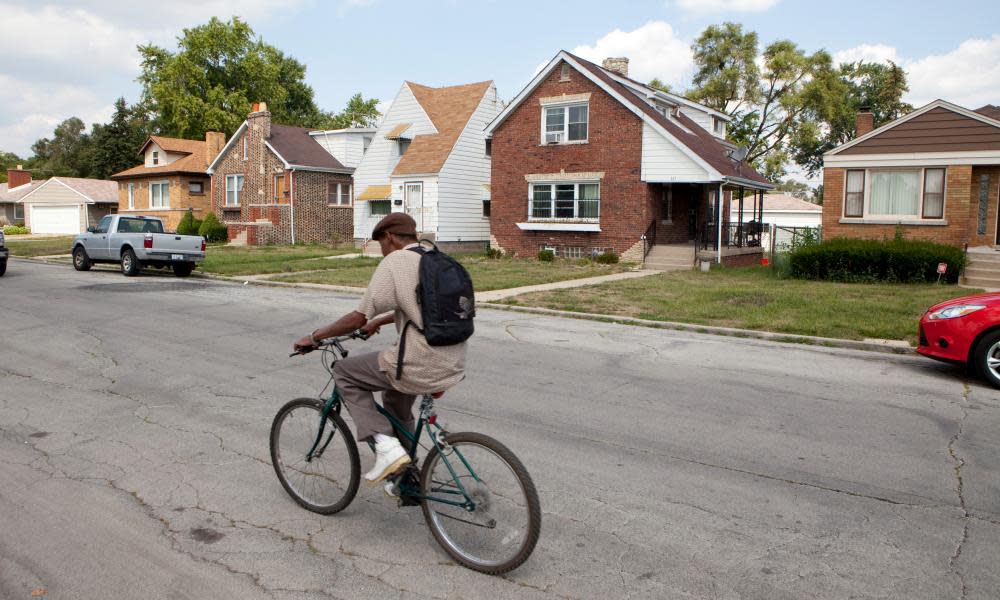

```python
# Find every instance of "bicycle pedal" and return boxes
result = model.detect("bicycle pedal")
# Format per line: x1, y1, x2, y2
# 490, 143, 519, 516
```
397, 494, 420, 508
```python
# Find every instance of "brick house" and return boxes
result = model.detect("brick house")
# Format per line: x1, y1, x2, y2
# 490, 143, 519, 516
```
110, 133, 225, 230
1, 166, 40, 225
822, 100, 1000, 250
207, 103, 355, 245
485, 51, 772, 266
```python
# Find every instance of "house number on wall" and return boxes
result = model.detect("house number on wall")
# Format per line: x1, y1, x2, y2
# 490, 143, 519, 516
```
978, 174, 989, 235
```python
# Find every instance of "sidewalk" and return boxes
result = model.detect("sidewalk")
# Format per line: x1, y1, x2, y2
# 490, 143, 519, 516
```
476, 269, 662, 301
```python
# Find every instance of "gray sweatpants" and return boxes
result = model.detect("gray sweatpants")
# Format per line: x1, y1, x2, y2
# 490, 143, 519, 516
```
332, 352, 416, 444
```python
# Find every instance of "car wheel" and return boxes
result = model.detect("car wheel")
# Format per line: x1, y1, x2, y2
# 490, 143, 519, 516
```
973, 330, 1000, 389
173, 262, 194, 277
73, 246, 92, 271
121, 248, 141, 277
0, 259, 6, 277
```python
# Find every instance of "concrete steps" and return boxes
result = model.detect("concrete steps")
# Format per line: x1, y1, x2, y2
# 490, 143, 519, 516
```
644, 245, 694, 271
962, 251, 1000, 289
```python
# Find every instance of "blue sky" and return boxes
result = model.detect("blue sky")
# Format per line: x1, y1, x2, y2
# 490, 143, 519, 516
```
1, 0, 998, 157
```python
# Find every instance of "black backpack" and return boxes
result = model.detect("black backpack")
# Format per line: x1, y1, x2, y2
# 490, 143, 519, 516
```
396, 241, 475, 378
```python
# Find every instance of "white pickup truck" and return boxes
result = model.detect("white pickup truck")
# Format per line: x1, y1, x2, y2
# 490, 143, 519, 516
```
72, 215, 206, 277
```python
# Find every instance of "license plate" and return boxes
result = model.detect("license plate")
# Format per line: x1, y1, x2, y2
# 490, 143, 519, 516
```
171, 254, 184, 261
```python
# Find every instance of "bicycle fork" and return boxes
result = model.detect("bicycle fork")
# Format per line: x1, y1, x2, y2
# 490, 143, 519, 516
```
307, 391, 342, 461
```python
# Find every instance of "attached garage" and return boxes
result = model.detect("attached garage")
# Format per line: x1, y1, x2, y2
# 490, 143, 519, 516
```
18, 177, 118, 234
29, 205, 81, 234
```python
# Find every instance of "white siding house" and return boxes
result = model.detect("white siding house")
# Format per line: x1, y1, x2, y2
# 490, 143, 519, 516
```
309, 128, 376, 169
18, 177, 118, 234
352, 80, 500, 248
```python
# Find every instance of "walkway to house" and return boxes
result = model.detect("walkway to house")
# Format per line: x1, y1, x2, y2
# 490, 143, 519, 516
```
644, 243, 695, 271
476, 269, 663, 301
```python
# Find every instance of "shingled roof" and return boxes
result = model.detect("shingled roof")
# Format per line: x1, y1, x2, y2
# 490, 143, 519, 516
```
565, 52, 769, 186
269, 124, 348, 171
392, 80, 493, 176
111, 135, 210, 179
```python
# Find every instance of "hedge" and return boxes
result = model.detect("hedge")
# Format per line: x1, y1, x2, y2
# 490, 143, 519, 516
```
199, 212, 229, 243
788, 238, 966, 284
176, 210, 203, 236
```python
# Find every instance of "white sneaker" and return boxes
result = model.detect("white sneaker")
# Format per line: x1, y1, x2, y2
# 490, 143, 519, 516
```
365, 438, 410, 483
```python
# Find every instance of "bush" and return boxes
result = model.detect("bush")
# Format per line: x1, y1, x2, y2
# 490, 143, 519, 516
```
484, 246, 505, 260
175, 210, 203, 236
788, 238, 966, 284
595, 251, 619, 264
537, 249, 555, 262
198, 212, 229, 243
3, 225, 29, 235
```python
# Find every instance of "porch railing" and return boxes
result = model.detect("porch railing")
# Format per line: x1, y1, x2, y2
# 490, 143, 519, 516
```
642, 219, 656, 260
700, 221, 764, 251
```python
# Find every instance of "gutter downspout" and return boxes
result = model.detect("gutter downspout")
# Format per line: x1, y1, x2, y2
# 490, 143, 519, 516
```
716, 183, 724, 264
289, 169, 296, 245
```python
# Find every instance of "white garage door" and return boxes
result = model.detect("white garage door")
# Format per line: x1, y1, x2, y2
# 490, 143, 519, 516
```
30, 205, 80, 234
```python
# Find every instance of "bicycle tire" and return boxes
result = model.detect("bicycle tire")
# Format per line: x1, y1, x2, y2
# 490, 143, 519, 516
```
270, 397, 360, 514
419, 432, 541, 575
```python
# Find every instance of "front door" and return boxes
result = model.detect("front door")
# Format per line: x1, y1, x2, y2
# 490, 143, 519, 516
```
405, 182, 424, 232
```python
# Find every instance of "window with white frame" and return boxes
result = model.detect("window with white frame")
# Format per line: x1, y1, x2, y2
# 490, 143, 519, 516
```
225, 174, 244, 206
563, 246, 583, 259
543, 103, 588, 144
327, 183, 351, 206
369, 200, 391, 216
151, 151, 159, 166
127, 183, 135, 209
14, 203, 23, 221
242, 136, 248, 161
844, 168, 947, 220
529, 182, 600, 220
149, 182, 170, 208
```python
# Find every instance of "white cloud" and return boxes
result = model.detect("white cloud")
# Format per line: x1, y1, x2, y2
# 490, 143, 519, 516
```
572, 21, 693, 87
834, 35, 1000, 109
674, 0, 780, 13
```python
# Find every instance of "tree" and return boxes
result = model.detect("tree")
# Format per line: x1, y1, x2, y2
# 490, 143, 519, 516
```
88, 98, 152, 179
137, 17, 327, 138
326, 93, 381, 129
791, 61, 911, 175
688, 23, 842, 181
648, 78, 672, 94
0, 151, 22, 183
774, 179, 811, 199
30, 117, 93, 178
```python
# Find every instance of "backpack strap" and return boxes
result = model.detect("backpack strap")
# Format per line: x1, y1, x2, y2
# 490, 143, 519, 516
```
395, 319, 425, 380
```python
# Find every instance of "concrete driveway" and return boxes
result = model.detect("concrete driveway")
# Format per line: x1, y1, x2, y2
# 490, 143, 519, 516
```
1, 261, 997, 599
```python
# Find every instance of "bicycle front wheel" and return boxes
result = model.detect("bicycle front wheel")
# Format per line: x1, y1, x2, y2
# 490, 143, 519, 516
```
270, 398, 360, 514
419, 432, 541, 574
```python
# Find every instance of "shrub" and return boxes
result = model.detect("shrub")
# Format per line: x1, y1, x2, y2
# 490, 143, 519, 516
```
788, 238, 966, 284
484, 246, 505, 260
198, 212, 229, 243
3, 225, 29, 235
175, 210, 203, 235
575, 257, 593, 267
537, 249, 555, 262
595, 251, 619, 264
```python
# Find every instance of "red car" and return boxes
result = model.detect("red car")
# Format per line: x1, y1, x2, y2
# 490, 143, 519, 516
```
918, 292, 1000, 388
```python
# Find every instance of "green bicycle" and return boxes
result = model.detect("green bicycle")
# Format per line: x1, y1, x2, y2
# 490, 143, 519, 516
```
270, 332, 541, 574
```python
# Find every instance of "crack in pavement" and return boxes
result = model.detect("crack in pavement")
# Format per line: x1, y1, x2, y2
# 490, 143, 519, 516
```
946, 383, 971, 600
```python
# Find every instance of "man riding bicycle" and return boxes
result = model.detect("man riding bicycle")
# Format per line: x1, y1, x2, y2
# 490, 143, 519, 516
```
294, 213, 467, 485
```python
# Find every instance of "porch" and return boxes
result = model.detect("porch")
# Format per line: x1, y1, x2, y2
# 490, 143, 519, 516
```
643, 182, 769, 267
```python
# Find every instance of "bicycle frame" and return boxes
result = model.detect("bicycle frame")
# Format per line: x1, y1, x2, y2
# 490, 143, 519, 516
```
310, 385, 482, 510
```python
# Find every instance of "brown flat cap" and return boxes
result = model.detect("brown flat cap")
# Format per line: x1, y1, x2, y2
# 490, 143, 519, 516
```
371, 212, 418, 240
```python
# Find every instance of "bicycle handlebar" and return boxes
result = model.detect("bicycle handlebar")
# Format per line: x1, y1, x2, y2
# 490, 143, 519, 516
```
289, 330, 369, 357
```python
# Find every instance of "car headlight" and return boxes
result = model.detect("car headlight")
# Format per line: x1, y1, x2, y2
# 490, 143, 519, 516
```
928, 305, 986, 320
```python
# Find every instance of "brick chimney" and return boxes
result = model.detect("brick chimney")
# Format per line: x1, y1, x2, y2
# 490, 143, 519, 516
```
602, 57, 629, 78
6, 165, 31, 189
247, 101, 271, 142
204, 131, 226, 167
855, 108, 875, 138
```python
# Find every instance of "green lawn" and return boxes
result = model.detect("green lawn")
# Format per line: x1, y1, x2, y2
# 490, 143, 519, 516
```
4, 236, 75, 257
199, 244, 358, 275
500, 266, 981, 343
273, 256, 630, 291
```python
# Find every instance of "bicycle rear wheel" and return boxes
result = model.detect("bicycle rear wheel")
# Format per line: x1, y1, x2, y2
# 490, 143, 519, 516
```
270, 398, 360, 514
419, 432, 541, 574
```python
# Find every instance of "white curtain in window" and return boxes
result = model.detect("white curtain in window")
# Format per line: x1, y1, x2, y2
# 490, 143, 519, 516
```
869, 171, 919, 216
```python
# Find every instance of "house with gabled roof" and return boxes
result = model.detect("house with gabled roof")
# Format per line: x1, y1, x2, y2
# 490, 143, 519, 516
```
207, 103, 355, 245
110, 133, 225, 230
485, 51, 773, 266
17, 177, 117, 234
352, 80, 501, 250
1, 166, 41, 225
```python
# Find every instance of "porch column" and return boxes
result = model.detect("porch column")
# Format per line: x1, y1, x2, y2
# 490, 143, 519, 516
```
717, 183, 724, 264
738, 185, 745, 246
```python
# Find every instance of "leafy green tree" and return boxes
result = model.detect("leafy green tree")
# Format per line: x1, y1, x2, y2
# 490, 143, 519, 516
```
88, 98, 152, 179
0, 151, 23, 183
327, 93, 381, 129
774, 179, 811, 199
648, 78, 672, 94
137, 17, 327, 138
30, 117, 94, 178
198, 212, 228, 242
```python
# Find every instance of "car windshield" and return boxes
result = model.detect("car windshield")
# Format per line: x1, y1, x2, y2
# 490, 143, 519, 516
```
117, 218, 164, 234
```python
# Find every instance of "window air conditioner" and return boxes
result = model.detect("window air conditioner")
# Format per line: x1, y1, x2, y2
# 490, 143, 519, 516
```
545, 132, 563, 144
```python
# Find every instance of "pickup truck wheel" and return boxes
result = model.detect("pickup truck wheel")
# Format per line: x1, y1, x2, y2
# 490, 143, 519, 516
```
73, 246, 92, 271
120, 248, 141, 277
173, 262, 194, 277
0, 259, 6, 277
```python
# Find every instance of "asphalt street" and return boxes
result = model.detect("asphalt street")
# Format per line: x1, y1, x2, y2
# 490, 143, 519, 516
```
1, 260, 998, 599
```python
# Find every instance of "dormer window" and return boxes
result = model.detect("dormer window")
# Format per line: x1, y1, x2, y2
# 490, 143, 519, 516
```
713, 117, 726, 136
152, 151, 159, 166
543, 103, 588, 144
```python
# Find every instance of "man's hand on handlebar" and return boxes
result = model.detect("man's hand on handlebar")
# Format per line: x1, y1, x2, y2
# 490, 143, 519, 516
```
293, 334, 318, 355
